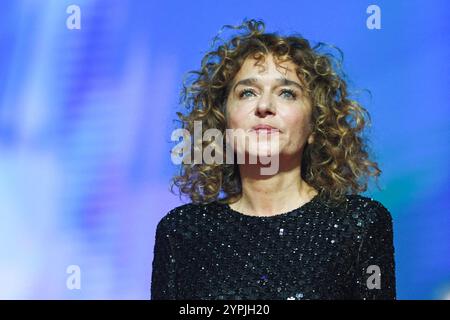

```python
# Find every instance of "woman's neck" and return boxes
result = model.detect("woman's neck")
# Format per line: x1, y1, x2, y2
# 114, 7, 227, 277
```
230, 161, 318, 216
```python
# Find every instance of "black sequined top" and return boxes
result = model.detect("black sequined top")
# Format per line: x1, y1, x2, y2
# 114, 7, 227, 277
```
151, 194, 396, 300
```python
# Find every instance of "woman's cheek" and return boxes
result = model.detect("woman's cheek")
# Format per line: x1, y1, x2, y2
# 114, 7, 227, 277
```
227, 113, 241, 130
228, 107, 248, 129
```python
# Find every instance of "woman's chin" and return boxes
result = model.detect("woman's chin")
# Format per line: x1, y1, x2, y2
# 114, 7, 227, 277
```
246, 147, 281, 161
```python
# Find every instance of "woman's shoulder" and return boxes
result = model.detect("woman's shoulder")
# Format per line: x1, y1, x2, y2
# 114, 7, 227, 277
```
155, 201, 217, 233
343, 194, 393, 227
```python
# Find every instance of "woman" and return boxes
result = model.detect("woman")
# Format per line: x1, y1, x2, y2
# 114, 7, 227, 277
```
151, 19, 396, 300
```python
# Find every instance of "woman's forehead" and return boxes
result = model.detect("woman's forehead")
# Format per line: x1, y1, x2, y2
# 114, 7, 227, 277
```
235, 54, 300, 81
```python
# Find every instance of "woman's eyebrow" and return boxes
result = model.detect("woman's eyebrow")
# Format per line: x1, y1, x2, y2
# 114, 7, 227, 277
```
232, 77, 303, 92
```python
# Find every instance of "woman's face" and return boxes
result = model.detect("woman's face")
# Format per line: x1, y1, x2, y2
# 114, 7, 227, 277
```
225, 53, 314, 163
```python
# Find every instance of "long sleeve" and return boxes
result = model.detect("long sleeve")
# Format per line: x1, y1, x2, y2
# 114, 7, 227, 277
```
353, 201, 396, 299
151, 219, 177, 300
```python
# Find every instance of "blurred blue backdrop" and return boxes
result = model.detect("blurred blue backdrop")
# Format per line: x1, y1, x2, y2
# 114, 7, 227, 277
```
0, 0, 449, 299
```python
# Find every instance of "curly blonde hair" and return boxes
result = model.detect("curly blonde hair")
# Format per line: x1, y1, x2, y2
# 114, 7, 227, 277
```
170, 19, 381, 207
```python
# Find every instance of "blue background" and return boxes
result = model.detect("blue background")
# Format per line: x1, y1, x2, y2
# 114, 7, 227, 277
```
0, 0, 449, 299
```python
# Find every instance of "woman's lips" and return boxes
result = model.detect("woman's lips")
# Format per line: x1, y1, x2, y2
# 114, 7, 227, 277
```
251, 128, 280, 134
249, 124, 280, 134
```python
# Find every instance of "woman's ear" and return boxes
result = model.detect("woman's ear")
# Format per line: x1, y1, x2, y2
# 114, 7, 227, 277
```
307, 132, 314, 145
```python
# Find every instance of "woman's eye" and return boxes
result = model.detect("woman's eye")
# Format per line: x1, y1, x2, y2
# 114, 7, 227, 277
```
280, 89, 297, 99
239, 89, 256, 98
238, 88, 297, 100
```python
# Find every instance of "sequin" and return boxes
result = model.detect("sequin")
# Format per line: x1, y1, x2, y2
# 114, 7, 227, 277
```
151, 194, 396, 300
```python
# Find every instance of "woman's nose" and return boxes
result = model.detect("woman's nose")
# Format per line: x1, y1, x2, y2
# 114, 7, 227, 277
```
256, 93, 275, 116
